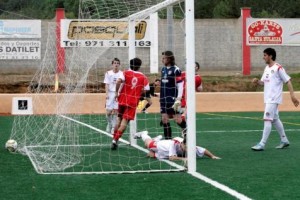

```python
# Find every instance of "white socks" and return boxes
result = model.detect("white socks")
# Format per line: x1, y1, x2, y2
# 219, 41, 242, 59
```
141, 131, 151, 142
272, 119, 289, 143
260, 121, 272, 146
111, 114, 117, 130
260, 119, 289, 146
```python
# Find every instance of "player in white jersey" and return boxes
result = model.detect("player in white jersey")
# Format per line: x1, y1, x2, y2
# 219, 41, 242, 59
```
103, 58, 123, 134
134, 131, 220, 160
251, 48, 299, 151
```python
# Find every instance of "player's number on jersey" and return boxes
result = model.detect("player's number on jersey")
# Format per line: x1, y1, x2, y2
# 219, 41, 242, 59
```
131, 77, 138, 89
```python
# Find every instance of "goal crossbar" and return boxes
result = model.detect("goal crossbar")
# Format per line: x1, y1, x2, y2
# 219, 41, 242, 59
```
126, 0, 184, 20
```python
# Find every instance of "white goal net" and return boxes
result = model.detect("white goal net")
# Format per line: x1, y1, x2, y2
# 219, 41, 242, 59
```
10, 0, 194, 174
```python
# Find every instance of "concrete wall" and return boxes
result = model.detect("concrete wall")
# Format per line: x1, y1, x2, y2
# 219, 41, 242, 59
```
1, 19, 300, 75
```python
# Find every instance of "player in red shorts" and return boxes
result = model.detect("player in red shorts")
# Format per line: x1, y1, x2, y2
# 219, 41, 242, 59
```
111, 58, 150, 150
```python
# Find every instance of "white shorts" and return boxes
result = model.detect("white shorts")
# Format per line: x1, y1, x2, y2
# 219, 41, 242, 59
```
196, 146, 206, 157
263, 103, 279, 121
106, 92, 118, 110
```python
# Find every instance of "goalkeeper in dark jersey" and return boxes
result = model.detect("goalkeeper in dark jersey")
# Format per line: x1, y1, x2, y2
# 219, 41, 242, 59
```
159, 51, 185, 139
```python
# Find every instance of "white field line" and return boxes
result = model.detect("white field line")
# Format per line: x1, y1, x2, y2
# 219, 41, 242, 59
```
202, 112, 300, 126
59, 115, 252, 199
190, 172, 252, 200
59, 114, 184, 171
199, 129, 300, 133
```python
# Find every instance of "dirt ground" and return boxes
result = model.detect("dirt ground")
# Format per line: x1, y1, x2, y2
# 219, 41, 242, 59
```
1, 73, 300, 115
0, 73, 259, 93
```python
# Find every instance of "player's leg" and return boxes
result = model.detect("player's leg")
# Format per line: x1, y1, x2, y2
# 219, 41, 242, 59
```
112, 105, 136, 150
161, 113, 172, 139
252, 103, 276, 151
111, 98, 118, 133
106, 109, 113, 132
105, 92, 115, 132
111, 105, 126, 149
111, 117, 129, 150
272, 109, 290, 149
142, 97, 152, 113
174, 112, 187, 131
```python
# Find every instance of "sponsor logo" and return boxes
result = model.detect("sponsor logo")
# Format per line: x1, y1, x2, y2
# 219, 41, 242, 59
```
248, 20, 283, 44
67, 20, 147, 40
0, 21, 31, 35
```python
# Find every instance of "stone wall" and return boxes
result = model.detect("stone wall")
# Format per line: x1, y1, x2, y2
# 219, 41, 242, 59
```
1, 18, 300, 75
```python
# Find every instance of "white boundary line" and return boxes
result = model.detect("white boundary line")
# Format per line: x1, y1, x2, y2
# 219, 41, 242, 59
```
200, 129, 300, 133
190, 172, 252, 200
59, 114, 185, 171
59, 115, 252, 199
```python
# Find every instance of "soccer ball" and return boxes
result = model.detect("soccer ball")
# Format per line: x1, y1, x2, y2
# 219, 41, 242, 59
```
5, 139, 18, 152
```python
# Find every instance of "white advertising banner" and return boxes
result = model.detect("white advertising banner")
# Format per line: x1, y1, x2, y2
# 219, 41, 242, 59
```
247, 18, 300, 46
61, 19, 152, 47
0, 41, 41, 60
0, 20, 41, 38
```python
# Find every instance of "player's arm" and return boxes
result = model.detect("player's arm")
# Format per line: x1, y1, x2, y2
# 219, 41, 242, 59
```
195, 76, 203, 92
147, 151, 155, 158
168, 142, 185, 161
169, 155, 186, 161
115, 72, 125, 99
252, 78, 264, 86
105, 84, 109, 99
196, 84, 203, 92
172, 68, 184, 110
149, 84, 156, 97
104, 72, 109, 98
286, 80, 299, 107
115, 78, 122, 96
278, 68, 299, 107
143, 77, 150, 92
176, 81, 183, 100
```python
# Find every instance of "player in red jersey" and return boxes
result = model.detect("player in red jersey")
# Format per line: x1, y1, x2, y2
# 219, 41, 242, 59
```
111, 58, 150, 150
181, 62, 202, 109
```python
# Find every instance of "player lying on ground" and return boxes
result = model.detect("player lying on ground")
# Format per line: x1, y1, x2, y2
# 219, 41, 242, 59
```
134, 131, 221, 160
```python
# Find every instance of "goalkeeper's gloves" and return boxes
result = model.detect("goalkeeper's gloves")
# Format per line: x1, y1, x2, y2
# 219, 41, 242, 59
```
172, 99, 182, 112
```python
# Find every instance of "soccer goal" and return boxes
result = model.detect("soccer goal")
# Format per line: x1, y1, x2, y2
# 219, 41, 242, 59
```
10, 0, 196, 174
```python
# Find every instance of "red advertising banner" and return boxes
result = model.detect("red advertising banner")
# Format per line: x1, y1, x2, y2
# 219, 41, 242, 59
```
247, 18, 300, 46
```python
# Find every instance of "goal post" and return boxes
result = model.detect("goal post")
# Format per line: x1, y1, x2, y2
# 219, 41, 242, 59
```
185, 0, 196, 174
10, 0, 196, 175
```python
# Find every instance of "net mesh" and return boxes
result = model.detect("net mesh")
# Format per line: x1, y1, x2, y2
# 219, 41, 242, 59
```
10, 0, 188, 174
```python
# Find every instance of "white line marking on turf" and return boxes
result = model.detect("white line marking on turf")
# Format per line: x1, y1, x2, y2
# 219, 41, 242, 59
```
60, 115, 257, 199
60, 115, 253, 199
191, 172, 252, 200
200, 129, 300, 133
59, 115, 185, 171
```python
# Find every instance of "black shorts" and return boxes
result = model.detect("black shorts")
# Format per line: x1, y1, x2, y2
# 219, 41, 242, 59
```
160, 103, 175, 115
